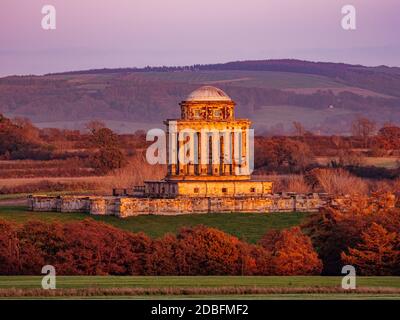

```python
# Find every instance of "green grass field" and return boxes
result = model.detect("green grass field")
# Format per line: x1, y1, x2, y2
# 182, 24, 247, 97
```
0, 276, 399, 299
130, 70, 345, 89
0, 205, 307, 243
1, 275, 399, 289
0, 190, 98, 201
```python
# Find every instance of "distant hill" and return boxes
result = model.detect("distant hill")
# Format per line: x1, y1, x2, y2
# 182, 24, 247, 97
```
1, 59, 399, 134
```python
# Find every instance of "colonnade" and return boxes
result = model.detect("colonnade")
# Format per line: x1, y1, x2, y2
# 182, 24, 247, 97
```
167, 128, 249, 177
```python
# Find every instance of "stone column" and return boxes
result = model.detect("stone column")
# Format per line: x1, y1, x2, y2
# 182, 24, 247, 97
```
199, 131, 208, 175
178, 135, 186, 175
231, 130, 236, 175
242, 129, 246, 171
211, 132, 220, 176
168, 122, 178, 176
188, 131, 195, 175
223, 131, 231, 175
241, 128, 250, 176
220, 135, 225, 175
196, 131, 201, 175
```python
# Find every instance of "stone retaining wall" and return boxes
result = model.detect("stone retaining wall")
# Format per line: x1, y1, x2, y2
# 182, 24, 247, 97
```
28, 193, 332, 218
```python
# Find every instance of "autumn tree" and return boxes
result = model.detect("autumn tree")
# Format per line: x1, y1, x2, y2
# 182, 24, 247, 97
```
0, 220, 49, 275
0, 114, 52, 160
259, 227, 322, 275
0, 220, 20, 275
54, 220, 150, 275
239, 243, 272, 275
91, 147, 126, 174
17, 220, 63, 273
255, 137, 314, 172
0, 219, 155, 276
341, 223, 399, 275
147, 228, 271, 276
124, 232, 154, 275
147, 234, 179, 275
85, 120, 106, 134
303, 193, 399, 274
89, 127, 126, 174
173, 226, 244, 275
0, 114, 33, 157
374, 125, 400, 152
13, 117, 41, 144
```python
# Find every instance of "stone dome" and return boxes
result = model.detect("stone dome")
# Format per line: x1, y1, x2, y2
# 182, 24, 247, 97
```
186, 86, 231, 102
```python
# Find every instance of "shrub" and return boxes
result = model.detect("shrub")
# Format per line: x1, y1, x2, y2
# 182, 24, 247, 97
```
259, 227, 322, 275
17, 220, 63, 273
286, 175, 311, 193
0, 221, 20, 275
147, 229, 271, 276
54, 220, 150, 275
312, 168, 368, 195
238, 242, 272, 275
173, 226, 244, 275
89, 127, 127, 174
147, 234, 179, 275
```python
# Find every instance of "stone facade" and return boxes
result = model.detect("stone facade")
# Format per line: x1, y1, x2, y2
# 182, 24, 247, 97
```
28, 193, 332, 218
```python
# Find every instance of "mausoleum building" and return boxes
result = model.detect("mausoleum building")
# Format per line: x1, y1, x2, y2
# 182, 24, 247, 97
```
29, 86, 332, 217
143, 86, 273, 198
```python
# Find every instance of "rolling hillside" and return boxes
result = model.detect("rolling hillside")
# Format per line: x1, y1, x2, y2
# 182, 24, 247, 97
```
1, 59, 399, 134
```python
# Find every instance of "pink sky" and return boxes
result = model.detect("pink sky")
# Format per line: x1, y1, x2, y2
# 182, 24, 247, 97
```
0, 0, 399, 76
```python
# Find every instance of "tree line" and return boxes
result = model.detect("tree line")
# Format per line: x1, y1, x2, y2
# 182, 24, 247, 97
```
0, 193, 398, 276
1, 113, 400, 178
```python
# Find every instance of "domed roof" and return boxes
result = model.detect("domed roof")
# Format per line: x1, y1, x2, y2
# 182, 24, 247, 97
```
186, 86, 232, 102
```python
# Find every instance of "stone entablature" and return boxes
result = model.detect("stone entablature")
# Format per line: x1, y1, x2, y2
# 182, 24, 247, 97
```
28, 193, 332, 218
179, 100, 236, 121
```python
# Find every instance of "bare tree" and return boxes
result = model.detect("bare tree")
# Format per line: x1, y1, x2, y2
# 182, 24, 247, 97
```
292, 121, 306, 137
331, 135, 343, 149
85, 120, 106, 134
351, 117, 376, 148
